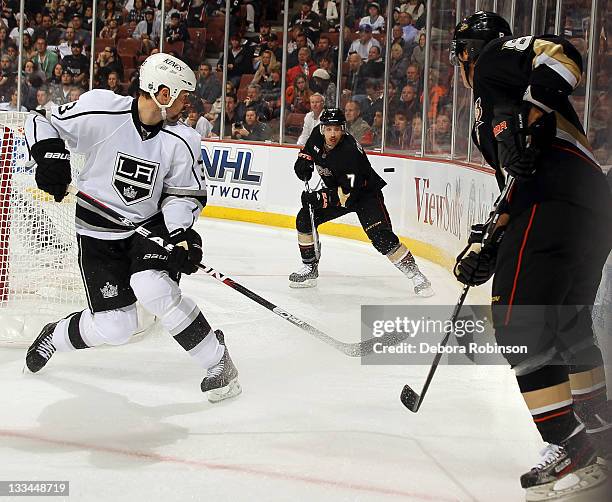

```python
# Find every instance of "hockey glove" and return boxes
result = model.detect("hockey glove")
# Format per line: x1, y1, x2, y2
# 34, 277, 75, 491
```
167, 228, 203, 275
301, 187, 340, 209
493, 105, 555, 181
454, 224, 506, 287
30, 138, 72, 202
294, 152, 315, 181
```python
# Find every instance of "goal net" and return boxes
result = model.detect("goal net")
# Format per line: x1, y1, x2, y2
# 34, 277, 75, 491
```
0, 111, 155, 348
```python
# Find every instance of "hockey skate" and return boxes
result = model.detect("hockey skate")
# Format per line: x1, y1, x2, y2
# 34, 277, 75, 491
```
25, 321, 58, 373
394, 252, 434, 297
289, 261, 319, 288
522, 428, 608, 501
201, 330, 242, 403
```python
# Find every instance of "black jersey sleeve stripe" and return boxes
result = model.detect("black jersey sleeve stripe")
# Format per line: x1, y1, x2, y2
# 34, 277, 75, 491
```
51, 109, 131, 121
160, 128, 202, 189
33, 114, 38, 143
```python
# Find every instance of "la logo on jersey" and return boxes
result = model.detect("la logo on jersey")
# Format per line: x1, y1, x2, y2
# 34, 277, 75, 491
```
112, 152, 160, 205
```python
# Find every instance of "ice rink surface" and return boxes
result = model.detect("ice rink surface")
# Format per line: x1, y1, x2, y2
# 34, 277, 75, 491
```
0, 218, 596, 501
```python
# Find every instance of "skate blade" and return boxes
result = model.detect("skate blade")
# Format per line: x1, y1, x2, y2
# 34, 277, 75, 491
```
525, 462, 608, 501
207, 377, 242, 403
415, 286, 435, 298
289, 279, 317, 288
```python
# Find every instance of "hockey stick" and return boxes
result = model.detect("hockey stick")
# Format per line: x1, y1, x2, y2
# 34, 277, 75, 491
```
400, 176, 516, 412
69, 187, 406, 357
305, 180, 321, 260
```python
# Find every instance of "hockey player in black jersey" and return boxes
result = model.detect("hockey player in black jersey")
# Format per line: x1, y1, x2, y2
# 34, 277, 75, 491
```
451, 11, 612, 499
290, 108, 433, 297
23, 53, 241, 403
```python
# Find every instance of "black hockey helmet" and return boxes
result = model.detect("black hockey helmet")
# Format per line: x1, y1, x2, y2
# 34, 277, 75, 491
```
450, 11, 512, 67
319, 108, 346, 127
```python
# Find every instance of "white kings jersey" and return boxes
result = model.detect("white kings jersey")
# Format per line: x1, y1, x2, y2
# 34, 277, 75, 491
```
24, 89, 207, 240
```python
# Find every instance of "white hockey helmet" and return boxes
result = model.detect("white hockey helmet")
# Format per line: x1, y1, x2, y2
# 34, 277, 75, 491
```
139, 52, 196, 117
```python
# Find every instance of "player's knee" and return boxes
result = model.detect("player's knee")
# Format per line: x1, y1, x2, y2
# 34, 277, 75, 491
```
130, 269, 181, 318
368, 227, 399, 255
296, 208, 311, 233
92, 307, 139, 346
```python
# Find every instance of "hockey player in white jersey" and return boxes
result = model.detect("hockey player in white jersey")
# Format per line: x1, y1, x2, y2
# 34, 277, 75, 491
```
23, 53, 241, 403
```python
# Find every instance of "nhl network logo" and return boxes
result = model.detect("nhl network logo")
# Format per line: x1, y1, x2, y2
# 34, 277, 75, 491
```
100, 282, 118, 299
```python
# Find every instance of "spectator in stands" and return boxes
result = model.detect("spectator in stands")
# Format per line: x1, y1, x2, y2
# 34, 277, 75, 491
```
361, 45, 384, 81
9, 13, 33, 42
389, 43, 409, 87
402, 63, 423, 97
386, 79, 401, 118
260, 68, 282, 113
265, 33, 283, 63
186, 0, 206, 27
344, 99, 371, 144
33, 37, 58, 80
83, 5, 95, 31
23, 60, 45, 85
290, 1, 321, 44
402, 0, 426, 21
35, 86, 56, 112
71, 14, 92, 47
370, 110, 383, 148
431, 112, 451, 153
312, 34, 337, 69
310, 68, 336, 108
162, 0, 180, 27
286, 73, 312, 114
55, 69, 75, 104
399, 83, 419, 121
0, 54, 15, 92
57, 26, 78, 59
297, 92, 326, 146
217, 35, 253, 89
237, 83, 272, 122
344, 52, 368, 103
233, 108, 272, 141
48, 63, 64, 91
287, 26, 311, 57
348, 25, 381, 61
388, 109, 412, 149
99, 18, 120, 41
182, 97, 213, 138
20, 33, 37, 61
132, 8, 161, 55
62, 40, 88, 88
32, 13, 62, 46
55, 8, 69, 31
411, 33, 426, 70
409, 115, 422, 151
4, 44, 18, 72
312, 0, 339, 32
391, 24, 406, 49
287, 29, 313, 68
106, 71, 124, 95
426, 69, 447, 120
195, 62, 221, 105
127, 0, 148, 24
96, 46, 123, 86
399, 12, 418, 44
166, 11, 190, 44
101, 0, 122, 25
212, 94, 239, 138
362, 78, 383, 125
69, 86, 83, 102
359, 2, 385, 33
1, 88, 27, 111
287, 47, 317, 84
318, 55, 336, 82
252, 50, 280, 86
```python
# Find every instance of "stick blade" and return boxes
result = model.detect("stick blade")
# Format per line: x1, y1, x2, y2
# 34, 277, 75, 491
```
400, 384, 421, 412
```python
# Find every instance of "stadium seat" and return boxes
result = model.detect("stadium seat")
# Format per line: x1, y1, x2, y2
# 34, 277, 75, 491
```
117, 38, 142, 57
164, 41, 185, 57
93, 38, 116, 56
238, 74, 255, 90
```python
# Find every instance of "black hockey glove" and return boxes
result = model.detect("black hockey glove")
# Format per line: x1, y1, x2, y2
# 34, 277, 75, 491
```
454, 223, 506, 287
30, 138, 72, 202
493, 105, 555, 181
301, 187, 340, 209
294, 152, 315, 181
167, 228, 203, 275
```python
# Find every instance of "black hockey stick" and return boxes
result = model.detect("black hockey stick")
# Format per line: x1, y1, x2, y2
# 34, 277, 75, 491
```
69, 188, 406, 357
400, 176, 516, 412
305, 180, 321, 260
